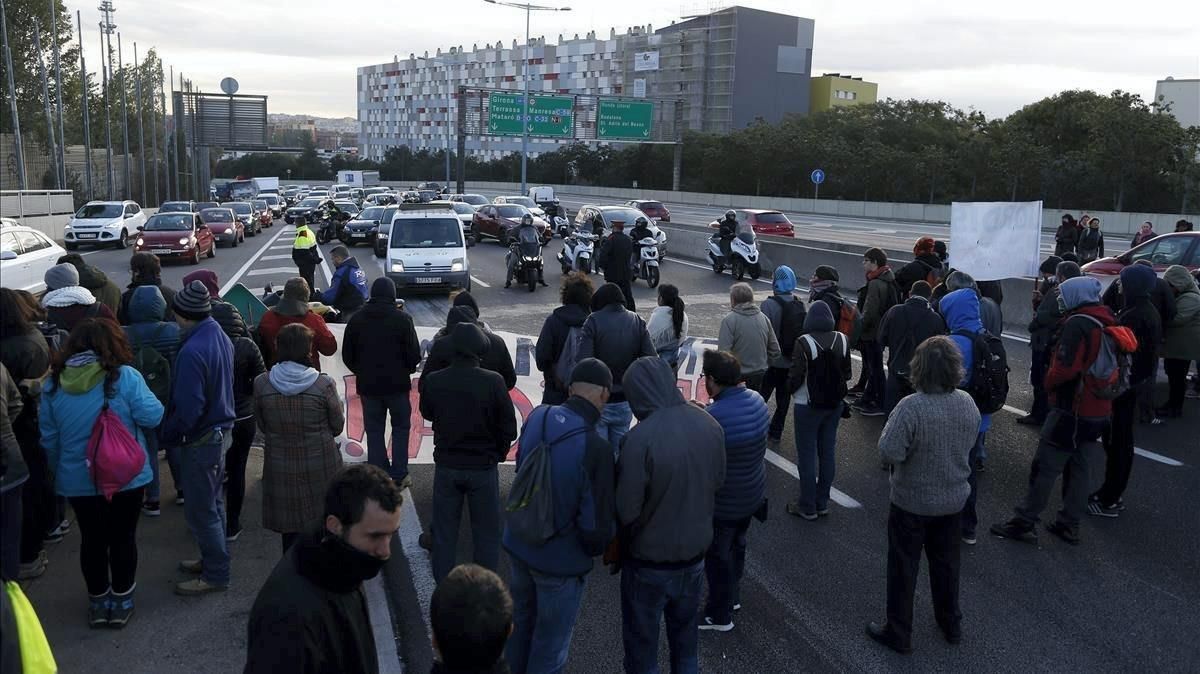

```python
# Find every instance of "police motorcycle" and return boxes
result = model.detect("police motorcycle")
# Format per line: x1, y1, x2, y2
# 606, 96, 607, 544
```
707, 213, 761, 280
506, 217, 548, 292
628, 217, 662, 288
541, 200, 570, 238
557, 227, 596, 274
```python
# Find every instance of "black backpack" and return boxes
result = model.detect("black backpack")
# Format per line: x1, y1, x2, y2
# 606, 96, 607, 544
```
954, 330, 1010, 414
769, 295, 806, 359
798, 333, 848, 409
504, 407, 588, 546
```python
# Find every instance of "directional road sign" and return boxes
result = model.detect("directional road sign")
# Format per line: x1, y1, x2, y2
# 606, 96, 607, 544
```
811, 168, 825, 185
597, 100, 654, 140
487, 92, 574, 137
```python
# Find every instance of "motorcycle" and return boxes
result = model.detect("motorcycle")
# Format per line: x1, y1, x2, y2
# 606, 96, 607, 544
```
707, 230, 761, 280
551, 215, 570, 238
631, 236, 661, 288
557, 231, 596, 274
507, 226, 546, 292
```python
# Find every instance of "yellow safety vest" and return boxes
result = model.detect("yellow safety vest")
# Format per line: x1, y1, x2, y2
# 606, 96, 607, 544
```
293, 224, 316, 251
4, 581, 57, 673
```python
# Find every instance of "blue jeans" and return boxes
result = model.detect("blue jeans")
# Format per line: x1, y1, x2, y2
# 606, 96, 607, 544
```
362, 392, 411, 481
621, 560, 703, 674
703, 517, 749, 624
792, 403, 843, 514
506, 556, 586, 674
431, 465, 500, 583
180, 431, 231, 586
596, 401, 633, 458
962, 432, 986, 536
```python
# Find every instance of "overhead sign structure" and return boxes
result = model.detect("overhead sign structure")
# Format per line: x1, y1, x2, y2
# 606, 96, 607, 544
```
634, 51, 660, 72
597, 100, 654, 140
487, 92, 574, 137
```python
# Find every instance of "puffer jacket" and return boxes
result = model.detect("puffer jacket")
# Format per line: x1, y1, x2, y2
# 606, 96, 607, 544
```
1162, 265, 1200, 361
706, 386, 768, 521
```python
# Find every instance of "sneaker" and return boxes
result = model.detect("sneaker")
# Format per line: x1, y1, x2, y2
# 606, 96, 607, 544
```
1046, 521, 1080, 546
865, 622, 912, 654
990, 518, 1038, 544
88, 593, 111, 629
18, 557, 47, 580
1114, 498, 1126, 512
733, 603, 742, 612
44, 520, 68, 544
847, 384, 866, 396
851, 402, 886, 417
225, 528, 243, 542
1015, 414, 1044, 426
174, 493, 185, 506
699, 616, 734, 632
174, 578, 228, 596
972, 457, 985, 473
961, 532, 977, 545
396, 475, 413, 491
816, 508, 830, 517
786, 502, 818, 521
142, 501, 161, 517
108, 588, 135, 628
1087, 497, 1119, 518
178, 559, 203, 575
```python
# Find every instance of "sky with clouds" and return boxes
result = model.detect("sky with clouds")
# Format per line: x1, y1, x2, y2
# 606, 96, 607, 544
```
81, 0, 1199, 120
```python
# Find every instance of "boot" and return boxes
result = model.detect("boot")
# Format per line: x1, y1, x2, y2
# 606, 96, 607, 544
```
108, 585, 136, 628
88, 590, 111, 629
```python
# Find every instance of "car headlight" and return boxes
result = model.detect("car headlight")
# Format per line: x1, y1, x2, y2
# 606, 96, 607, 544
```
224, 227, 233, 234
450, 258, 464, 272
136, 238, 145, 246
178, 237, 190, 245
390, 261, 404, 273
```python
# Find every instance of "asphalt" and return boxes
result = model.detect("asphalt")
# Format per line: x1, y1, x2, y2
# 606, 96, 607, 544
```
24, 204, 1199, 673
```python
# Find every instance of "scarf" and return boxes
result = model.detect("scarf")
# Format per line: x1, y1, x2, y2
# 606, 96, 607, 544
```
809, 279, 836, 302
42, 286, 97, 308
867, 265, 892, 281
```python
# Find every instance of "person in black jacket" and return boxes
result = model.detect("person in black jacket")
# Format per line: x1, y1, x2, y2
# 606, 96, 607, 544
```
245, 464, 403, 674
1102, 260, 1177, 328
597, 222, 636, 311
117, 252, 177, 324
343, 278, 422, 488
1021, 257, 1064, 425
1054, 214, 1079, 257
182, 269, 247, 338
422, 307, 517, 392
879, 281, 946, 412
894, 237, 943, 300
1090, 264, 1162, 517
535, 272, 594, 404
420, 322, 518, 583
577, 283, 655, 450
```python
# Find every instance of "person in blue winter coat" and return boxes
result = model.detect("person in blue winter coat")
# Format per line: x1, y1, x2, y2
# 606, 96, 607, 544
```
319, 246, 369, 317
121, 285, 181, 517
939, 288, 991, 545
700, 349, 768, 633
39, 318, 164, 628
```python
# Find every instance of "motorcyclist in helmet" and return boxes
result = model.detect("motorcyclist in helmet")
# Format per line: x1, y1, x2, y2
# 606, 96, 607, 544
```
542, 199, 560, 220
630, 215, 654, 272
717, 209, 738, 259
505, 213, 548, 288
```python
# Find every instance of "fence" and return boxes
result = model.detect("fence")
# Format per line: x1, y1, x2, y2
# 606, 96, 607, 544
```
0, 190, 76, 240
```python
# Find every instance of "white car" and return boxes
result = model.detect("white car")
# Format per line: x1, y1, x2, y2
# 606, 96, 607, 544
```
450, 193, 490, 209
1, 221, 68, 293
385, 203, 472, 293
256, 193, 284, 218
492, 195, 545, 218
64, 200, 147, 249
431, 200, 477, 233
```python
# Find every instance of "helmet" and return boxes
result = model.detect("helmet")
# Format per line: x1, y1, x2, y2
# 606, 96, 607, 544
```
521, 213, 533, 226
635, 216, 650, 227
724, 210, 736, 220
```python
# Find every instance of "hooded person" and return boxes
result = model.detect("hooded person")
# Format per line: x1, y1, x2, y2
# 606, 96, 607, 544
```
895, 237, 944, 298
759, 266, 806, 447
937, 270, 1002, 338
1158, 265, 1200, 419
57, 253, 122, 315
616, 356, 725, 670
809, 265, 844, 316
118, 252, 177, 324
422, 305, 517, 391
578, 283, 655, 450
41, 263, 117, 332
1130, 221, 1158, 248
1103, 260, 1177, 327
1054, 214, 1079, 257
940, 288, 992, 543
993, 276, 1115, 546
257, 277, 338, 370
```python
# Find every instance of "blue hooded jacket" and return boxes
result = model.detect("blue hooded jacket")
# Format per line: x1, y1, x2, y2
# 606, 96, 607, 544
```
772, 265, 797, 295
121, 285, 181, 365
940, 288, 990, 432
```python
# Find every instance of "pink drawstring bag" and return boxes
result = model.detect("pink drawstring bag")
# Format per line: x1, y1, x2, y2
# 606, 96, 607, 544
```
86, 401, 146, 501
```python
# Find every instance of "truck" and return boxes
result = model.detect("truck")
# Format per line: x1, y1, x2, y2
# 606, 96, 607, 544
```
252, 177, 280, 195
227, 179, 256, 201
336, 170, 380, 187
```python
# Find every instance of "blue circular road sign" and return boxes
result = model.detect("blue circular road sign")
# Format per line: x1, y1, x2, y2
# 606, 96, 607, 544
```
811, 169, 825, 185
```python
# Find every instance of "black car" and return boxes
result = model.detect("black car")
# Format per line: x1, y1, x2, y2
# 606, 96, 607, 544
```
340, 205, 389, 247
372, 205, 400, 258
285, 197, 326, 224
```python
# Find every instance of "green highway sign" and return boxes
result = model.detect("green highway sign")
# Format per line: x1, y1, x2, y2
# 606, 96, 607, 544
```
597, 100, 654, 140
487, 93, 574, 137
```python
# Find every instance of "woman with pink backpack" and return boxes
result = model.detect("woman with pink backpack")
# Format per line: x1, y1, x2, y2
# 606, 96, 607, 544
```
39, 319, 163, 629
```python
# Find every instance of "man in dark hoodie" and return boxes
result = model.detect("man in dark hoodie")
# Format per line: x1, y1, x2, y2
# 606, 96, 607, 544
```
319, 246, 369, 318
894, 237, 943, 300
117, 252, 177, 324
422, 302, 517, 391
1102, 259, 1176, 329
343, 278, 422, 488
534, 272, 594, 405
597, 222, 636, 311
992, 276, 1115, 546
879, 281, 945, 412
421, 322, 518, 583
578, 283, 655, 451
1021, 260, 1081, 425
853, 248, 899, 416
57, 253, 122, 315
1091, 264, 1161, 518
617, 356, 725, 674
1054, 214, 1079, 257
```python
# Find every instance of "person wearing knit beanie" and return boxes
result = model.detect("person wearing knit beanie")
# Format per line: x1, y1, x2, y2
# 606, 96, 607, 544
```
173, 280, 213, 321
813, 265, 839, 283
44, 262, 80, 291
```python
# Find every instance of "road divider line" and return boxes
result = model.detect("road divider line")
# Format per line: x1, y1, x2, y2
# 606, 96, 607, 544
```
259, 253, 294, 261
364, 575, 402, 674
398, 489, 434, 643
219, 225, 293, 296
245, 266, 304, 277
765, 449, 863, 509
470, 276, 491, 288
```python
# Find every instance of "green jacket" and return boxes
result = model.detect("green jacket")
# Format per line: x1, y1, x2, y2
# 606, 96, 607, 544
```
1162, 265, 1200, 361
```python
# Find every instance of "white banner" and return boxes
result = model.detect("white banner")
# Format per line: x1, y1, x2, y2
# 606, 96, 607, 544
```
634, 51, 659, 72
949, 201, 1042, 281
319, 325, 717, 465
633, 78, 647, 98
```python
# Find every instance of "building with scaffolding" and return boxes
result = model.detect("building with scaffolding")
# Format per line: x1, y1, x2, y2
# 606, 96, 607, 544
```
356, 5, 815, 161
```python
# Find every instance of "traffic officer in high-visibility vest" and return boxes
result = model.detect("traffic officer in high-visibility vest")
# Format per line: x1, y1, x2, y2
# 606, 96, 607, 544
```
292, 216, 319, 299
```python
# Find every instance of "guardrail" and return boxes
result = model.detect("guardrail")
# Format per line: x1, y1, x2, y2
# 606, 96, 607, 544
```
0, 190, 76, 241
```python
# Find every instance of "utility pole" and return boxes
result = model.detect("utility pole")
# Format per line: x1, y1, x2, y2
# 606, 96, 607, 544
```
148, 52, 159, 205
118, 33, 131, 200
49, 0, 67, 188
98, 10, 115, 198
76, 11, 93, 199
33, 20, 61, 189
162, 63, 172, 201
0, 0, 27, 190
134, 42, 146, 205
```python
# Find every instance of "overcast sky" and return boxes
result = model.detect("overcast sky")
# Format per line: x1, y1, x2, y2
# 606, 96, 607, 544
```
85, 0, 1198, 119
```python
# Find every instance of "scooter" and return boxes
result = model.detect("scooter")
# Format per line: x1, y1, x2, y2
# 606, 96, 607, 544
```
507, 231, 547, 292
315, 216, 336, 244
551, 215, 570, 238
557, 231, 596, 274
707, 231, 761, 280
631, 236, 661, 288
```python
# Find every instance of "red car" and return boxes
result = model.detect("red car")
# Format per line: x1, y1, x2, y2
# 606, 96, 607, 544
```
134, 212, 216, 265
199, 208, 245, 247
252, 199, 274, 229
471, 204, 551, 246
1083, 231, 1199, 287
625, 199, 671, 222
710, 209, 795, 237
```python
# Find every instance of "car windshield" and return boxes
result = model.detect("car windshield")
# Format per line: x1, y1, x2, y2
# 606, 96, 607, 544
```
462, 195, 487, 205
252, 201, 267, 209
259, 195, 278, 203
200, 209, 234, 223
298, 198, 323, 208
754, 212, 789, 224
390, 218, 463, 248
195, 202, 219, 211
358, 207, 385, 221
496, 205, 529, 219
452, 203, 474, 215
159, 202, 192, 213
602, 209, 645, 226
144, 214, 194, 231
336, 203, 360, 215
228, 203, 251, 215
640, 201, 664, 210
505, 197, 536, 208
75, 203, 123, 219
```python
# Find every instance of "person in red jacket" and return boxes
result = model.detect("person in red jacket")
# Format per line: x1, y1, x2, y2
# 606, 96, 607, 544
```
991, 276, 1114, 546
257, 278, 338, 371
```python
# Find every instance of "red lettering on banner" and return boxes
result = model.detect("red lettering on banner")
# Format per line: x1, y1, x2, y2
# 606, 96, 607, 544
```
507, 387, 536, 461
342, 375, 366, 458
408, 387, 435, 459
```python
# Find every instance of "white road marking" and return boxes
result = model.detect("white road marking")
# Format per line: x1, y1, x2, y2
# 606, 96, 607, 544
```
765, 449, 863, 509
470, 275, 492, 288
259, 253, 294, 261
244, 266, 304, 277
1131, 448, 1184, 467
364, 575, 403, 674
398, 489, 435, 643
268, 244, 292, 250
218, 225, 293, 296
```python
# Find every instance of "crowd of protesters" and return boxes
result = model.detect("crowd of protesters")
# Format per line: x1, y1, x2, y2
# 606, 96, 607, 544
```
1, 216, 1197, 673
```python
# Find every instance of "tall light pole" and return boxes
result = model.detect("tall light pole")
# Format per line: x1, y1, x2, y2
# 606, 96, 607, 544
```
483, 0, 571, 195
49, 0, 67, 188
0, 0, 25, 189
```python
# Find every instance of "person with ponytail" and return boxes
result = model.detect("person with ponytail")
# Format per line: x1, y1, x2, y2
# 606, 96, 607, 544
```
647, 284, 690, 369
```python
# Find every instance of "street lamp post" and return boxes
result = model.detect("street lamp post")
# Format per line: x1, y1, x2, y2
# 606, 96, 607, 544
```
483, 0, 570, 196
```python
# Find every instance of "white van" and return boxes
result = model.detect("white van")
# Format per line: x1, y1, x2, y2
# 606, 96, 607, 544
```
386, 203, 472, 293
528, 185, 555, 204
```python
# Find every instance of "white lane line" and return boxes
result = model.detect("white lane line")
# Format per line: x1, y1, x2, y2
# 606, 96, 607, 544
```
765, 449, 863, 509
268, 244, 292, 250
259, 253, 294, 261
364, 574, 403, 674
244, 266, 304, 277
1132, 448, 1184, 467
219, 225, 293, 296
398, 489, 435, 644
470, 275, 492, 288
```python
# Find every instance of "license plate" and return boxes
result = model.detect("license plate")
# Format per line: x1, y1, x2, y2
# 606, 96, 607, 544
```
415, 277, 441, 284
151, 249, 173, 255
352, 233, 366, 238
77, 233, 97, 239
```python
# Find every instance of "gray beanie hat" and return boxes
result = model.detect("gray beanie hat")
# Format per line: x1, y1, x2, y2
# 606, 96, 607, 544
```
173, 280, 213, 320
44, 262, 80, 291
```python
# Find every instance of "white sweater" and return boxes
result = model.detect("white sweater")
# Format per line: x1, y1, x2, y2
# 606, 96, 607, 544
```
647, 306, 689, 357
